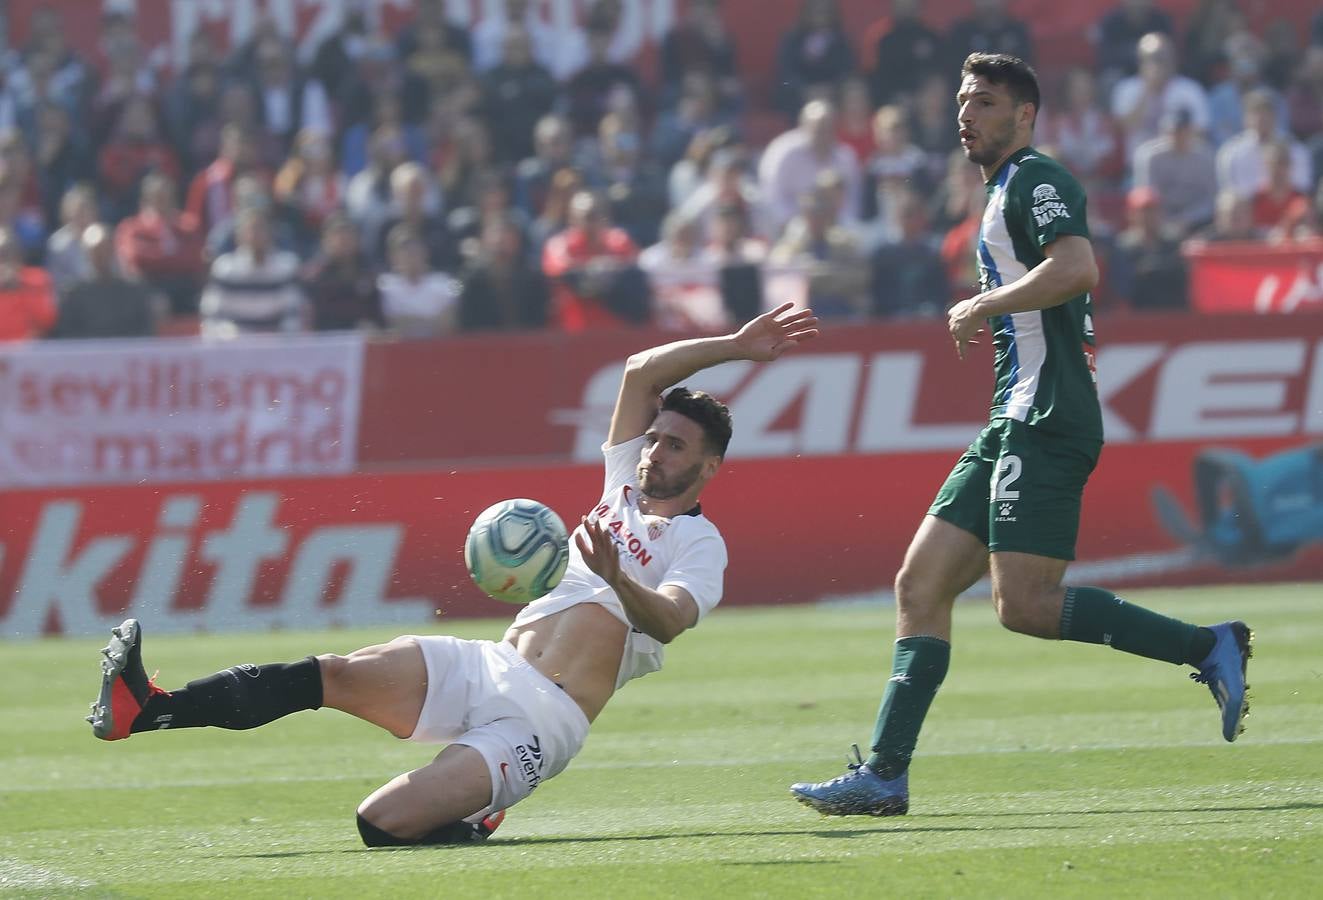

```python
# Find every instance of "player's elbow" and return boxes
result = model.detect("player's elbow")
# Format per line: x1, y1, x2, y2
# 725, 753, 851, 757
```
1076, 256, 1100, 294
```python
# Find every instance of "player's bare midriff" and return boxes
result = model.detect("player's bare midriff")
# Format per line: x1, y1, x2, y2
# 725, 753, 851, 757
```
504, 602, 629, 723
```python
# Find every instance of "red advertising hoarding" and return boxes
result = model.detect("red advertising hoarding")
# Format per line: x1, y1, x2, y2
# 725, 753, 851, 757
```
3, 313, 1321, 638
1185, 240, 1323, 315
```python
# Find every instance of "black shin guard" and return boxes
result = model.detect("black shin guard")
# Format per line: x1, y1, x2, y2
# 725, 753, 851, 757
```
131, 657, 323, 733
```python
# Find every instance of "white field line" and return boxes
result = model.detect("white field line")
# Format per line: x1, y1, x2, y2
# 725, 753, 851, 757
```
0, 857, 95, 890
2, 734, 1319, 793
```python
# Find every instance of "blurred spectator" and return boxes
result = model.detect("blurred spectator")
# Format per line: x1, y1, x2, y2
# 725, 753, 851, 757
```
869, 0, 944, 107
1208, 32, 1282, 147
345, 125, 409, 251
185, 124, 268, 236
759, 100, 862, 236
0, 139, 46, 262
676, 145, 770, 243
1132, 109, 1217, 236
396, 0, 472, 65
667, 124, 737, 210
1261, 20, 1301, 92
541, 190, 647, 330
52, 224, 158, 338
335, 34, 410, 144
1112, 32, 1210, 160
10, 45, 84, 130
32, 101, 94, 227
937, 150, 986, 291
473, 0, 557, 75
774, 0, 856, 120
480, 26, 559, 164
1095, 0, 1174, 88
90, 12, 158, 143
585, 112, 668, 247
436, 117, 494, 213
204, 174, 303, 260
1202, 188, 1258, 241
513, 115, 576, 218
651, 72, 734, 169
274, 130, 343, 246
164, 61, 224, 177
1286, 46, 1323, 142
769, 185, 870, 319
1037, 67, 1120, 192
377, 224, 461, 339
300, 213, 385, 332
564, 20, 645, 139
249, 37, 333, 155
1107, 186, 1188, 310
659, 0, 740, 110
705, 202, 767, 323
0, 226, 56, 341
836, 79, 877, 165
400, 20, 474, 125
551, 0, 651, 83
870, 186, 950, 318
114, 172, 205, 315
639, 213, 726, 331
16, 9, 92, 108
458, 214, 549, 332
340, 91, 427, 178
199, 207, 305, 337
0, 71, 17, 135
447, 172, 529, 265
946, 0, 1035, 71
375, 161, 449, 270
97, 94, 180, 221
1250, 142, 1312, 241
528, 167, 585, 256
1181, 0, 1241, 86
1217, 88, 1312, 200
309, 1, 375, 99
45, 183, 98, 298
909, 73, 961, 182
859, 105, 932, 248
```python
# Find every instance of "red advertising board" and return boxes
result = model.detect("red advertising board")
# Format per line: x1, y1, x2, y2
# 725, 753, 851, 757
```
3, 313, 1322, 638
1185, 240, 1323, 315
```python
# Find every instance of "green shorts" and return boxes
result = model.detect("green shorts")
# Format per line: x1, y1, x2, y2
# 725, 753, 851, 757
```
928, 418, 1101, 561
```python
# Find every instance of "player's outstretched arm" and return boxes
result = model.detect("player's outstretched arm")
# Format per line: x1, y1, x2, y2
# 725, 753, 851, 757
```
606, 303, 819, 446
576, 515, 698, 643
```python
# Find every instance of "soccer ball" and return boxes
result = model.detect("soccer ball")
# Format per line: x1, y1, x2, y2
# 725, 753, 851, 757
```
464, 499, 571, 603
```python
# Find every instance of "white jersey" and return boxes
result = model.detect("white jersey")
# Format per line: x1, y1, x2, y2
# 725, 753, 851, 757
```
511, 435, 727, 688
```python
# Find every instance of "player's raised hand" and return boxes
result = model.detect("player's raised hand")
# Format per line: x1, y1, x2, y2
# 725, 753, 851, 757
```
576, 516, 622, 586
732, 302, 820, 362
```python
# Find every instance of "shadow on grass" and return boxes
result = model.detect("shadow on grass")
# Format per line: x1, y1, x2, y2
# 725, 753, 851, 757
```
923, 801, 1323, 818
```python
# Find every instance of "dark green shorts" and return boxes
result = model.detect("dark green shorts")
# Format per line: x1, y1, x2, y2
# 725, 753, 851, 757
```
928, 419, 1101, 560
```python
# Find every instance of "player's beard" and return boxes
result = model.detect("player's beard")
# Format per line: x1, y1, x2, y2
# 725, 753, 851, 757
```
964, 116, 1018, 167
639, 460, 703, 500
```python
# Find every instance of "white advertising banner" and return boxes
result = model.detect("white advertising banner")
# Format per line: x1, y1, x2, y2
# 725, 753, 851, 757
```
0, 334, 364, 487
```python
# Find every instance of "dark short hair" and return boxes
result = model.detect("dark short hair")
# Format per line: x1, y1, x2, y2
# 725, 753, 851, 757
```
961, 52, 1040, 117
661, 387, 732, 458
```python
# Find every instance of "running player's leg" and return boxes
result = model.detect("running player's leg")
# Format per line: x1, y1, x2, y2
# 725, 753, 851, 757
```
869, 514, 988, 778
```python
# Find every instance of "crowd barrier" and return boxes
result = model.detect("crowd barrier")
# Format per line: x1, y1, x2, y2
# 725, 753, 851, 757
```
3, 311, 1321, 637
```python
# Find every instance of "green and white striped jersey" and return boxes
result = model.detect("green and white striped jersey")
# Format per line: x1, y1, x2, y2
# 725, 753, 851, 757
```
976, 146, 1103, 442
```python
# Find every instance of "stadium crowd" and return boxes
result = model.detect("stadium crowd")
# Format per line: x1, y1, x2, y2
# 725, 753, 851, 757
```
0, 0, 1321, 342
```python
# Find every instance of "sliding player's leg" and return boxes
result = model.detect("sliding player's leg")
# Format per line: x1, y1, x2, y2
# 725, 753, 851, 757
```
356, 744, 500, 846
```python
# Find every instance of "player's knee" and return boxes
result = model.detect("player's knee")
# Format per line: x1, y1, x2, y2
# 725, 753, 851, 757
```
356, 798, 418, 843
993, 589, 1052, 637
356, 810, 411, 847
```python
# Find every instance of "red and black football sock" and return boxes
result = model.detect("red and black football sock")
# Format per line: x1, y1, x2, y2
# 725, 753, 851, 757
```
130, 657, 323, 733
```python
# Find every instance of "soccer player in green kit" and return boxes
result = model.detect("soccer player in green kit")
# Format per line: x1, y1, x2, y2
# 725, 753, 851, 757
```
789, 53, 1252, 817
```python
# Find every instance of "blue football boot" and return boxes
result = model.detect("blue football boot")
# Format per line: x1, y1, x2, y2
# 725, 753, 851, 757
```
1191, 621, 1253, 742
789, 745, 909, 816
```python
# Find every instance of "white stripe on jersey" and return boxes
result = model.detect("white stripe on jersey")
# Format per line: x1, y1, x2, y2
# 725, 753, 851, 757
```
981, 162, 1048, 422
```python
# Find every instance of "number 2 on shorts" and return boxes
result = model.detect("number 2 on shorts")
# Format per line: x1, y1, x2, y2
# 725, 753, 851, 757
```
992, 454, 1023, 500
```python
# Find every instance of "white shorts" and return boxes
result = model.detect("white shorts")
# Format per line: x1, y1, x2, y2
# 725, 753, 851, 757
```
402, 636, 590, 819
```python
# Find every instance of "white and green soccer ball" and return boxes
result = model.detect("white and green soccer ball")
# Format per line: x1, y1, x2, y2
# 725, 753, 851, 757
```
464, 498, 570, 603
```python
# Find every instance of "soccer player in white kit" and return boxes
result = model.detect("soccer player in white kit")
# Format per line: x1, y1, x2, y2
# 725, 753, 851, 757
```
87, 303, 819, 846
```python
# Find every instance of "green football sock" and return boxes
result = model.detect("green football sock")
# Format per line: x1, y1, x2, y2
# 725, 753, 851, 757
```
1059, 586, 1215, 666
865, 636, 950, 780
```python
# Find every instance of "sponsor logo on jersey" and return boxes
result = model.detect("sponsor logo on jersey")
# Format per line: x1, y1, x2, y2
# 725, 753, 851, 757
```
514, 736, 544, 790
1030, 182, 1071, 227
589, 502, 655, 566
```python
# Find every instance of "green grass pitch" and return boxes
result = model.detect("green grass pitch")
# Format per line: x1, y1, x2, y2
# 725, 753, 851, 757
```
2, 583, 1321, 898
